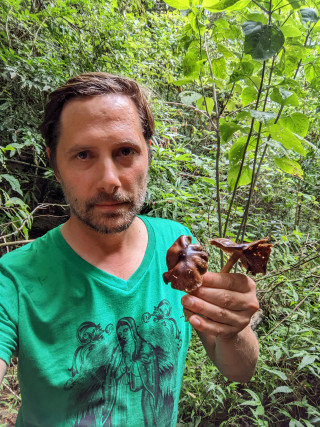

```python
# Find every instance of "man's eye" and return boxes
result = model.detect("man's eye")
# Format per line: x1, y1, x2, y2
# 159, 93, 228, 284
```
120, 147, 134, 157
76, 151, 88, 160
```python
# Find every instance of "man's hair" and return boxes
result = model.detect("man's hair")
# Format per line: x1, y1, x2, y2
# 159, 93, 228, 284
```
39, 72, 155, 170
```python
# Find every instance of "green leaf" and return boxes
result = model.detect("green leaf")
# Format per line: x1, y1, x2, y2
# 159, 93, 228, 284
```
245, 12, 268, 25
182, 51, 202, 76
270, 87, 299, 106
220, 122, 241, 143
229, 137, 255, 164
179, 91, 202, 106
263, 368, 288, 380
274, 157, 303, 178
300, 8, 319, 23
270, 386, 293, 396
204, 0, 250, 11
172, 76, 196, 86
196, 97, 214, 115
242, 86, 257, 105
250, 110, 277, 123
229, 62, 254, 83
304, 64, 315, 83
268, 124, 306, 155
163, 0, 190, 9
242, 21, 285, 61
1, 174, 23, 196
281, 24, 302, 38
228, 165, 252, 190
212, 57, 227, 79
298, 354, 317, 370
279, 113, 309, 138
202, 177, 216, 186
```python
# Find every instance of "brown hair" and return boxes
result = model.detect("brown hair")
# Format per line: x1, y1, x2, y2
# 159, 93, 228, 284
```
40, 72, 154, 169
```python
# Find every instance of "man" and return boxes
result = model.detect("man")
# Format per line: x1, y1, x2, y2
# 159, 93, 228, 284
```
0, 72, 259, 426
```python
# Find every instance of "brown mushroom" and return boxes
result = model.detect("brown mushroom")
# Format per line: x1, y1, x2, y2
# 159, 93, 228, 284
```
163, 235, 209, 293
209, 237, 273, 275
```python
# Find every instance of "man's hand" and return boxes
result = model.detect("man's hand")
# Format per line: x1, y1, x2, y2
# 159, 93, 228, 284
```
181, 272, 259, 382
0, 359, 7, 385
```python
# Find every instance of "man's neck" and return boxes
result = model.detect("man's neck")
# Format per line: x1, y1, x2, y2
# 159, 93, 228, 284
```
60, 215, 148, 280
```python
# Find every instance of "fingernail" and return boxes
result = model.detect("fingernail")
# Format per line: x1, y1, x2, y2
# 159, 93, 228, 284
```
190, 317, 200, 327
182, 295, 194, 308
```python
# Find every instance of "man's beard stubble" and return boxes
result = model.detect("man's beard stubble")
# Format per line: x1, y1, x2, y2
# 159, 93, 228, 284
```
60, 176, 148, 235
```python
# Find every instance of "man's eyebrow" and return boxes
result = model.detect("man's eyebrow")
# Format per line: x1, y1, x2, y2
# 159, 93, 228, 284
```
66, 140, 142, 155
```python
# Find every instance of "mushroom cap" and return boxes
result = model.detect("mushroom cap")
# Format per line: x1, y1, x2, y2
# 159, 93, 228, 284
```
163, 235, 209, 292
210, 237, 272, 275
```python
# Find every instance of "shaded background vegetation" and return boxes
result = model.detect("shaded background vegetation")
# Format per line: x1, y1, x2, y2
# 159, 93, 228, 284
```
0, 0, 320, 425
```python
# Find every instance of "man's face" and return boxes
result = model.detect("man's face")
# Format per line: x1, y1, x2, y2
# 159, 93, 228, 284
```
54, 94, 149, 234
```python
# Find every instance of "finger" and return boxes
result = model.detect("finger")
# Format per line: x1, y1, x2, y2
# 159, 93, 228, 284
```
192, 286, 259, 312
201, 272, 257, 293
181, 294, 253, 328
188, 314, 239, 338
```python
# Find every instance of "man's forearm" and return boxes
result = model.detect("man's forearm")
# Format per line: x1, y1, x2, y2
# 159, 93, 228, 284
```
0, 359, 7, 385
198, 326, 259, 383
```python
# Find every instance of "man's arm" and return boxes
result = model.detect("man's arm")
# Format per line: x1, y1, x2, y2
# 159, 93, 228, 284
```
0, 359, 7, 384
181, 272, 259, 383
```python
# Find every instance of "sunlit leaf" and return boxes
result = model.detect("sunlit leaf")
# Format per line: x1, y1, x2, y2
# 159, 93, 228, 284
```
250, 110, 277, 123
274, 157, 303, 179
270, 87, 299, 106
279, 113, 309, 138
242, 86, 257, 105
196, 96, 214, 115
228, 165, 252, 190
268, 124, 306, 155
163, 0, 190, 9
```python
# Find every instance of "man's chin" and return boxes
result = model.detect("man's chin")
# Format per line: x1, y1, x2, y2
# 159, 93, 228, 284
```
81, 213, 136, 235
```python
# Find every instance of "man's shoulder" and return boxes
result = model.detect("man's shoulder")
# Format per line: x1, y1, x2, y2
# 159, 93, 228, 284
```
0, 226, 60, 271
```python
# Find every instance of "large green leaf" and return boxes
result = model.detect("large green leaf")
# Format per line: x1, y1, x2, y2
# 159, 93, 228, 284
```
229, 137, 256, 164
242, 86, 258, 105
268, 124, 306, 155
274, 157, 303, 178
270, 87, 299, 106
228, 165, 252, 190
196, 96, 214, 115
242, 21, 285, 61
279, 113, 309, 138
281, 24, 302, 38
203, 0, 250, 11
229, 62, 254, 83
250, 110, 277, 123
220, 122, 241, 143
212, 57, 227, 79
300, 8, 319, 23
163, 0, 190, 9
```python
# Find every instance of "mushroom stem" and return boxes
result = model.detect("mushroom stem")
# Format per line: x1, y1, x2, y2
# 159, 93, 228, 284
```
220, 252, 241, 273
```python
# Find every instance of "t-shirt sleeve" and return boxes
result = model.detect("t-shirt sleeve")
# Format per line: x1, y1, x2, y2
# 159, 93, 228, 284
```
0, 266, 19, 364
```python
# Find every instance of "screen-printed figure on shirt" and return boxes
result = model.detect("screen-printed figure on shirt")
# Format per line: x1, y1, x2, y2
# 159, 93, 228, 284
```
64, 299, 182, 427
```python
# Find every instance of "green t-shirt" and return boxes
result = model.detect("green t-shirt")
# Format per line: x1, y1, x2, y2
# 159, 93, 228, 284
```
0, 216, 193, 427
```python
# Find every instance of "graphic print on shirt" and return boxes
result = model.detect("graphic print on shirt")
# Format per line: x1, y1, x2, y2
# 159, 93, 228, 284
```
64, 299, 182, 427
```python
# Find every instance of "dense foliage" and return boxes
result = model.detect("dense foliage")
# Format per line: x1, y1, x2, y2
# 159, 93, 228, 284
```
1, 0, 319, 425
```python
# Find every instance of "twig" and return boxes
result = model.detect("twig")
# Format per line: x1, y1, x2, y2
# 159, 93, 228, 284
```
2, 381, 21, 401
0, 240, 34, 248
260, 279, 320, 341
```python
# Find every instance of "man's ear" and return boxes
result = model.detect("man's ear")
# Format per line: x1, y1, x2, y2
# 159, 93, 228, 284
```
46, 147, 61, 182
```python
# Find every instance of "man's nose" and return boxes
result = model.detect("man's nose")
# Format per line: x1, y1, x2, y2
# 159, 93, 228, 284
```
96, 159, 121, 193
